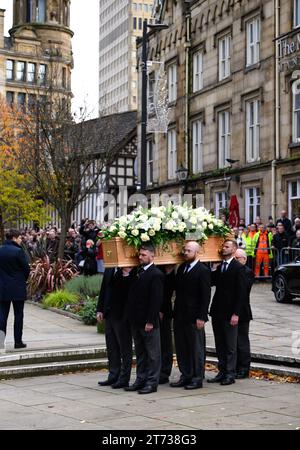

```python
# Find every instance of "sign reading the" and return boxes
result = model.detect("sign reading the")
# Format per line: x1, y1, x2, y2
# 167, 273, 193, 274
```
277, 30, 300, 72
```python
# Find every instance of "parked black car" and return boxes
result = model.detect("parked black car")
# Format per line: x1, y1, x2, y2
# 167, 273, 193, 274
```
272, 258, 300, 303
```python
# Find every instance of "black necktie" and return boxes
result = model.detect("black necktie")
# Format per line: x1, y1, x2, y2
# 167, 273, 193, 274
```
222, 261, 228, 273
184, 264, 190, 274
137, 266, 144, 277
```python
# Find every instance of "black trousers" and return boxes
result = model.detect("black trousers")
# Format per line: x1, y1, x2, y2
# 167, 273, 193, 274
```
174, 319, 206, 383
159, 317, 173, 380
132, 327, 161, 387
0, 301, 25, 344
237, 321, 251, 373
105, 316, 133, 383
212, 317, 238, 378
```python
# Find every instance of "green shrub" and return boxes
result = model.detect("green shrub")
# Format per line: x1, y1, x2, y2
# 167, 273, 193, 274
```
64, 274, 102, 299
79, 296, 98, 325
43, 290, 79, 309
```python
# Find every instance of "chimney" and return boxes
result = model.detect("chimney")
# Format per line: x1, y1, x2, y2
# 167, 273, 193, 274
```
0, 9, 5, 49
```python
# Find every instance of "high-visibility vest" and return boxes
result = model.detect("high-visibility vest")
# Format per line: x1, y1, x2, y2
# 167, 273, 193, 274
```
242, 233, 255, 257
253, 232, 273, 259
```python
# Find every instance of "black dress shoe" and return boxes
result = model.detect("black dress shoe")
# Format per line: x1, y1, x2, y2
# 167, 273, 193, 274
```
220, 377, 235, 386
138, 385, 157, 394
111, 381, 129, 389
14, 342, 27, 349
170, 379, 190, 388
184, 382, 203, 390
124, 382, 145, 392
98, 379, 116, 386
235, 371, 249, 379
159, 377, 169, 385
207, 373, 225, 383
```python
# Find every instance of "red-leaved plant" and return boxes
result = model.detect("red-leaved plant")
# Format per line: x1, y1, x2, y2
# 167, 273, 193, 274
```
28, 256, 79, 300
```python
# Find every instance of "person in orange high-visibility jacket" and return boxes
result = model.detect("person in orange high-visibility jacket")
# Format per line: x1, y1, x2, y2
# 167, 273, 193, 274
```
253, 225, 273, 277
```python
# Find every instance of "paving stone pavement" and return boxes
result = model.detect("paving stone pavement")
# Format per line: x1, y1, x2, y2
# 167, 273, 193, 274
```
1, 282, 300, 430
0, 369, 299, 430
3, 282, 300, 358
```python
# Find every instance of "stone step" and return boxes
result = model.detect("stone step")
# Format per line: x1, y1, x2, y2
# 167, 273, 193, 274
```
206, 346, 300, 368
1, 352, 299, 380
206, 356, 300, 380
0, 346, 107, 367
0, 358, 109, 380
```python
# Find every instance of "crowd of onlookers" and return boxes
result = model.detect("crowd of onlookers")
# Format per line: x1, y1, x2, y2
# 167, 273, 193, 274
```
17, 209, 300, 279
221, 210, 300, 277
19, 218, 105, 276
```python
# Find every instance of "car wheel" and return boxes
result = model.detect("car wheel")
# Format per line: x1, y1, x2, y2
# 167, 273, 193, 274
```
273, 275, 292, 303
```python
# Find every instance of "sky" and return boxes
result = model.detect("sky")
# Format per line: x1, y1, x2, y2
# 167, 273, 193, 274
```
0, 0, 99, 118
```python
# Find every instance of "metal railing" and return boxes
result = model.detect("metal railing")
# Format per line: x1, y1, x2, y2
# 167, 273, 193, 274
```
250, 246, 300, 279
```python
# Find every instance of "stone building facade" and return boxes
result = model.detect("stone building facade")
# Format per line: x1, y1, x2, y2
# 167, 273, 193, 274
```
0, 0, 73, 108
138, 0, 300, 223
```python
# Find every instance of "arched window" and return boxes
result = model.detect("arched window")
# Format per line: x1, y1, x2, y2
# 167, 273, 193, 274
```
36, 0, 46, 23
293, 79, 300, 143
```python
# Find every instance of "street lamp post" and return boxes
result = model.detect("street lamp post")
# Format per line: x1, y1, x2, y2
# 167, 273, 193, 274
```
140, 20, 169, 195
140, 19, 148, 195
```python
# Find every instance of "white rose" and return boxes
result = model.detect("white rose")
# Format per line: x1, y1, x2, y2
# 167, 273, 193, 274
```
178, 223, 186, 233
150, 207, 160, 215
153, 222, 161, 232
190, 216, 197, 225
148, 229, 156, 237
202, 221, 207, 230
139, 214, 148, 222
165, 220, 175, 231
119, 216, 128, 225
118, 231, 127, 239
131, 229, 139, 236
119, 226, 126, 232
171, 211, 179, 220
208, 223, 214, 230
141, 233, 150, 242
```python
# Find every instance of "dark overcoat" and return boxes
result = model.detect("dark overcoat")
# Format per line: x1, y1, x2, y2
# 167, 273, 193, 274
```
0, 241, 30, 302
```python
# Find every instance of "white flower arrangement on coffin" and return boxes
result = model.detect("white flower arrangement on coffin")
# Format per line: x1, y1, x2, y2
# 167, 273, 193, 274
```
102, 203, 231, 249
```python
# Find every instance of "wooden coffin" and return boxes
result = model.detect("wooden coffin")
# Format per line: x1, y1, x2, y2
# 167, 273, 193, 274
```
102, 236, 224, 268
197, 236, 224, 262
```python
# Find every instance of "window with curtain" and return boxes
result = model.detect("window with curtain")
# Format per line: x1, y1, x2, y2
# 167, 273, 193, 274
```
246, 99, 260, 162
168, 129, 177, 180
246, 17, 260, 66
192, 119, 203, 174
218, 110, 231, 168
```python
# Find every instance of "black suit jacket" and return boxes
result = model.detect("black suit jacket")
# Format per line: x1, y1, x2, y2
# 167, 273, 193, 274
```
210, 259, 248, 320
159, 268, 175, 318
127, 264, 165, 328
239, 265, 254, 322
97, 268, 133, 319
0, 241, 30, 302
174, 261, 211, 323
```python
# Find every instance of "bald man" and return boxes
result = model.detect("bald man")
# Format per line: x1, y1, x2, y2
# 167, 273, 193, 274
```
171, 241, 211, 389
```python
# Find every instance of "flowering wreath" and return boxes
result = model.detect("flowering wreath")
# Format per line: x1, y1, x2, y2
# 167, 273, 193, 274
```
102, 203, 231, 249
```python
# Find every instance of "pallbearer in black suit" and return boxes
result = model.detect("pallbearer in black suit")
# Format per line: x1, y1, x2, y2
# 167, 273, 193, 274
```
159, 265, 176, 384
208, 239, 248, 386
97, 267, 133, 388
234, 249, 254, 379
171, 241, 211, 390
125, 244, 165, 394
